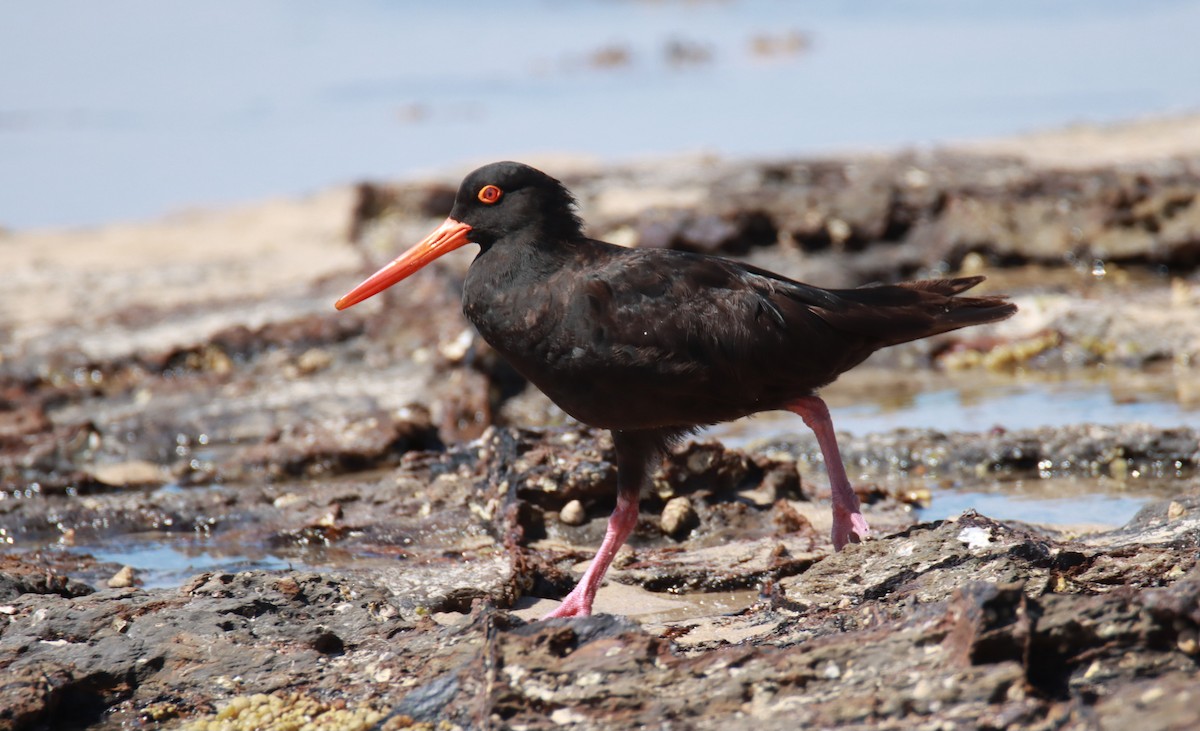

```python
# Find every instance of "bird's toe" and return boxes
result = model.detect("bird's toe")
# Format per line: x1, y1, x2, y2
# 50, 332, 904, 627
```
541, 592, 594, 620
832, 510, 871, 551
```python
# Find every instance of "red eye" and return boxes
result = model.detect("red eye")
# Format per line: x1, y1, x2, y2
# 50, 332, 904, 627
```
478, 185, 502, 204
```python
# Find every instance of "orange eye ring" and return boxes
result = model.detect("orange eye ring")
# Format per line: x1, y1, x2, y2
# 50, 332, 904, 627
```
477, 184, 502, 204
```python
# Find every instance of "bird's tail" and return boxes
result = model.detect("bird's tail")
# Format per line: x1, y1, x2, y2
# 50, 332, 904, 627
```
822, 276, 1017, 347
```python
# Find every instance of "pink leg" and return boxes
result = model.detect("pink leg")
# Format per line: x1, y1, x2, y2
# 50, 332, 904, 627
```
542, 488, 640, 619
544, 432, 658, 620
787, 395, 870, 550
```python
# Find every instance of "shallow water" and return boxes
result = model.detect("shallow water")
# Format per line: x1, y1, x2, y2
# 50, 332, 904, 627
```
5, 1, 1200, 228
55, 476, 1159, 589
917, 484, 1152, 528
714, 369, 1195, 534
62, 534, 298, 589
710, 368, 1200, 448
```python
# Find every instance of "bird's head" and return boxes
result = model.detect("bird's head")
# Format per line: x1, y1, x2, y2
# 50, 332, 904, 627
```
335, 161, 582, 310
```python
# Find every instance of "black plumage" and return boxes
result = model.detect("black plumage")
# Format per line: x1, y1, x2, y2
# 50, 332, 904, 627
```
337, 161, 1016, 618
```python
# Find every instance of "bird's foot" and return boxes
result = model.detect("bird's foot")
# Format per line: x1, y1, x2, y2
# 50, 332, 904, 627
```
832, 509, 870, 551
542, 589, 593, 619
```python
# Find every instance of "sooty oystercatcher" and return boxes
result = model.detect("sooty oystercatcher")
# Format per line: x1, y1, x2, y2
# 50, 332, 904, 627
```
336, 161, 1016, 618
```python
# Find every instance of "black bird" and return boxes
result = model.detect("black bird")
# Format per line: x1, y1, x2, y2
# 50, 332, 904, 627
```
336, 161, 1016, 618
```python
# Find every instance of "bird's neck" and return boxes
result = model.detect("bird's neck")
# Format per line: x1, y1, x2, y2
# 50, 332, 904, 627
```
478, 228, 582, 277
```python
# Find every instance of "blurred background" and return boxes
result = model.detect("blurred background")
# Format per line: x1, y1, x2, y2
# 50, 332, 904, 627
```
4, 0, 1200, 230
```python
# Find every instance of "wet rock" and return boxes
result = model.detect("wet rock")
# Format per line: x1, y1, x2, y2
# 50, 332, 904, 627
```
86, 460, 169, 488
0, 388, 53, 441
1092, 675, 1200, 731
375, 555, 524, 619
0, 419, 98, 492
431, 366, 494, 443
764, 423, 1200, 482
614, 533, 821, 593
367, 154, 1189, 291
432, 515, 1199, 728
664, 38, 714, 68
0, 556, 95, 601
6, 149, 1200, 730
1087, 493, 1200, 552
230, 408, 442, 480
771, 498, 814, 534
500, 427, 620, 509
507, 499, 547, 544
0, 570, 414, 730
657, 440, 802, 503
143, 311, 368, 377
393, 671, 462, 725
0, 490, 1197, 729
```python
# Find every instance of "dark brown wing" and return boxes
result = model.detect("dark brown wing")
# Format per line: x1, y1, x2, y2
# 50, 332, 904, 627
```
495, 242, 1014, 431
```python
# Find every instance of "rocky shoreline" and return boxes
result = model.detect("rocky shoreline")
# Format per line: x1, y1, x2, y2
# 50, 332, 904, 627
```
2, 121, 1199, 730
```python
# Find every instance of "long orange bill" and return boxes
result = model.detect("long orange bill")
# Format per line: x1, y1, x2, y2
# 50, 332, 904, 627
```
335, 217, 473, 310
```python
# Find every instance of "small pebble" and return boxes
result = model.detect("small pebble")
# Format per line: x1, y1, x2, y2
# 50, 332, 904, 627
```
959, 251, 987, 275
825, 218, 851, 245
660, 496, 698, 538
316, 503, 343, 527
107, 565, 136, 589
438, 328, 474, 362
1177, 628, 1198, 656
1167, 501, 1186, 520
1139, 686, 1166, 706
559, 499, 587, 526
1109, 456, 1129, 479
295, 348, 333, 375
273, 493, 305, 509
89, 460, 167, 487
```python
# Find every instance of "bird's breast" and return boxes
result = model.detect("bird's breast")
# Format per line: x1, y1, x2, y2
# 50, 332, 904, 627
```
462, 260, 570, 367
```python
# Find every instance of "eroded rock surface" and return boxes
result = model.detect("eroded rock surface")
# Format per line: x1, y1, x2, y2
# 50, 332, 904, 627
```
1, 149, 1199, 730
2, 506, 1197, 730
